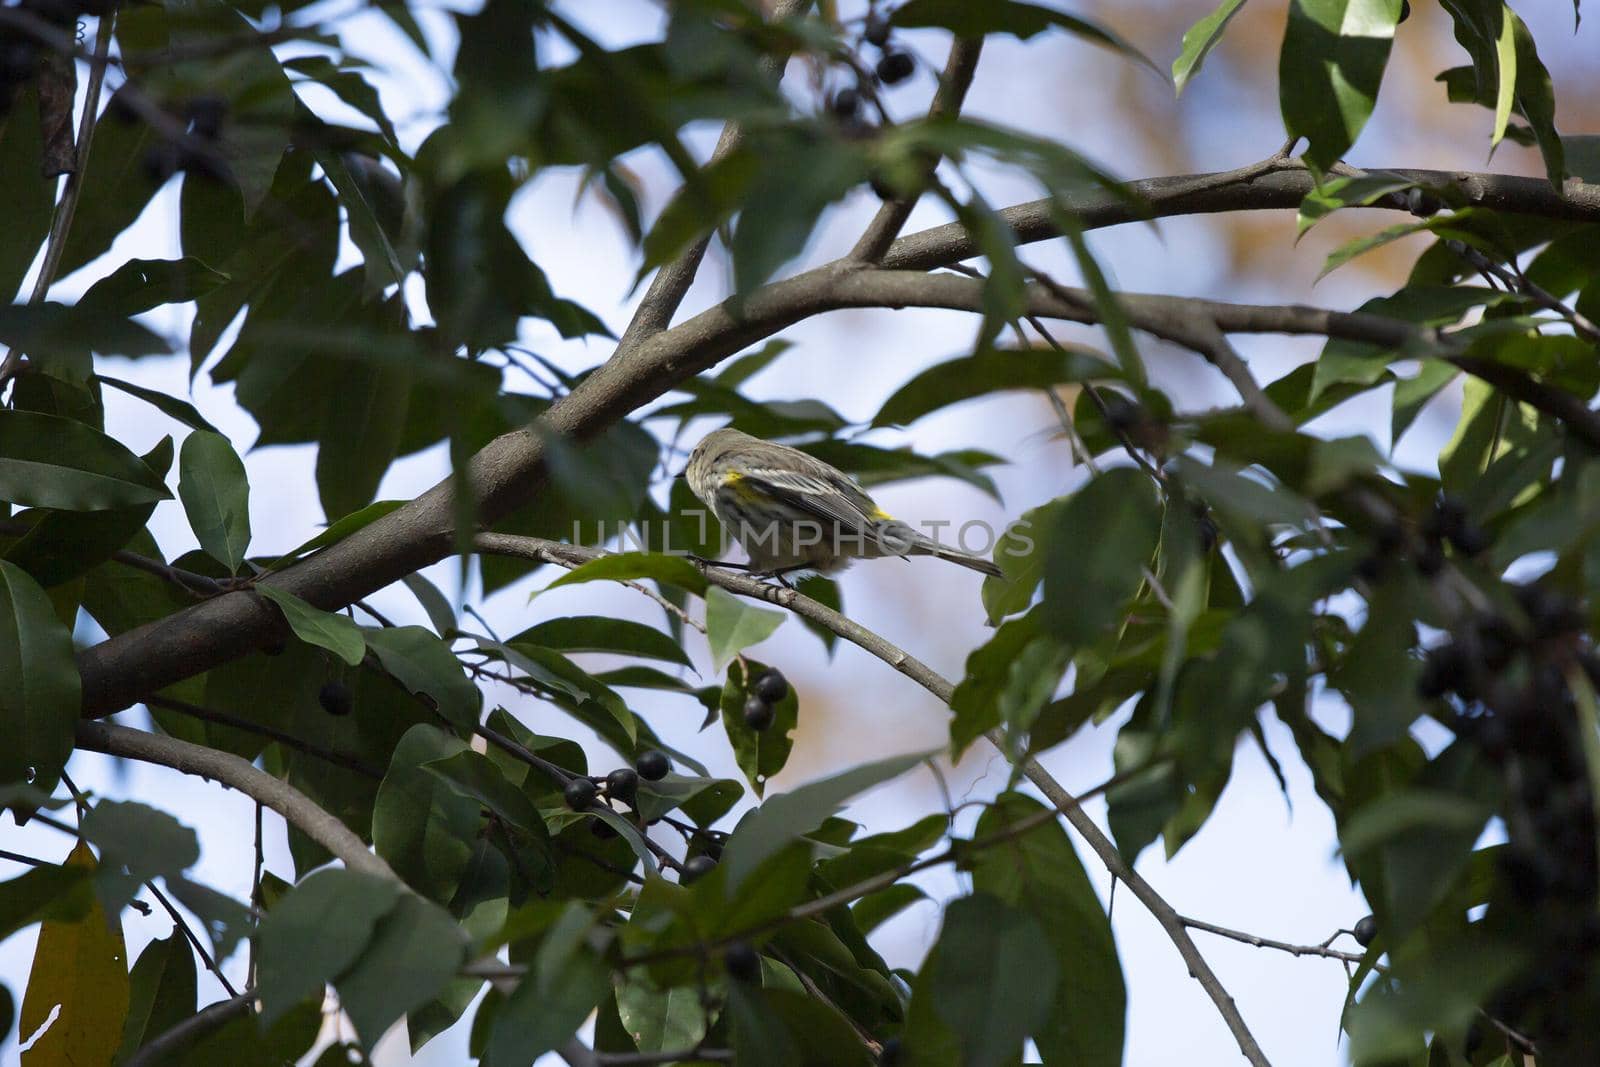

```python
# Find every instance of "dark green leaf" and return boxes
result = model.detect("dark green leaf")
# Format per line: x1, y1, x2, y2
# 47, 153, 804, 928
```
77, 258, 230, 317
96, 376, 219, 433
1279, 0, 1403, 170
926, 893, 1059, 1067
891, 0, 1162, 75
0, 410, 171, 511
0, 86, 53, 301
872, 346, 1117, 428
366, 625, 481, 731
705, 586, 785, 671
512, 616, 692, 669
0, 560, 81, 794
178, 431, 251, 573
720, 658, 799, 797
255, 586, 365, 666
1041, 469, 1163, 646
333, 892, 468, 1047
543, 552, 709, 598
117, 932, 197, 1063
970, 794, 1125, 1066
722, 750, 931, 892
256, 869, 403, 1026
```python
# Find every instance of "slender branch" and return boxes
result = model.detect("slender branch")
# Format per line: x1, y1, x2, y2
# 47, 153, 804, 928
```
145, 694, 384, 779
879, 160, 1600, 273
1181, 915, 1369, 965
145, 878, 239, 997
468, 533, 1272, 1063
122, 992, 254, 1067
74, 721, 396, 880
850, 37, 984, 262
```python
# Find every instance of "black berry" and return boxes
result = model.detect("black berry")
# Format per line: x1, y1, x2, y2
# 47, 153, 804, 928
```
743, 695, 775, 732
863, 14, 891, 48
564, 777, 599, 810
605, 767, 639, 804
1353, 914, 1377, 947
317, 680, 352, 717
830, 88, 861, 118
636, 750, 670, 781
724, 940, 760, 982
753, 669, 789, 703
876, 51, 914, 85
682, 854, 717, 884
1399, 0, 1411, 22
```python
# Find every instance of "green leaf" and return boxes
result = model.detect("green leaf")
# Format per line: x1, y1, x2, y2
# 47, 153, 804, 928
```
96, 376, 220, 433
970, 794, 1125, 1066
332, 893, 468, 1048
721, 750, 932, 893
178, 431, 252, 573
981, 499, 1058, 624
1172, 0, 1249, 94
705, 587, 785, 672
512, 616, 692, 669
872, 346, 1117, 428
0, 86, 53, 301
117, 932, 197, 1064
256, 869, 404, 1027
926, 893, 1059, 1067
19, 842, 129, 1067
79, 799, 201, 911
54, 107, 160, 280
1296, 173, 1417, 238
1279, 0, 1403, 170
366, 625, 481, 731
0, 863, 92, 943
0, 410, 171, 511
950, 608, 1042, 758
1041, 469, 1163, 646
720, 659, 799, 797
77, 258, 230, 318
254, 586, 366, 666
891, 0, 1163, 76
484, 903, 611, 1066
268, 500, 406, 570
0, 560, 81, 794
542, 552, 709, 598
614, 974, 710, 1054
372, 725, 480, 903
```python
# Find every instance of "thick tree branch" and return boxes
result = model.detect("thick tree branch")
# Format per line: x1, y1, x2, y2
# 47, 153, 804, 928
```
471, 533, 1272, 1066
77, 255, 1600, 716
73, 721, 395, 880
880, 160, 1600, 273
850, 38, 984, 262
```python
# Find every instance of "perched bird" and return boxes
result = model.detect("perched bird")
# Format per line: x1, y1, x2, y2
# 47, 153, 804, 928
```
683, 428, 1003, 579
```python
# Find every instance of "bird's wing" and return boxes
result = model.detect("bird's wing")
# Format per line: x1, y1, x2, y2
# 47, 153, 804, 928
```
739, 467, 882, 533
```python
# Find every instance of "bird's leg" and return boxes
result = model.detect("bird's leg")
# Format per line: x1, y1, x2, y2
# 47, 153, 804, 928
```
688, 554, 754, 572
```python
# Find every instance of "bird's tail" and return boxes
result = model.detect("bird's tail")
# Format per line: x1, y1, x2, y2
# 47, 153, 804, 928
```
928, 544, 1004, 578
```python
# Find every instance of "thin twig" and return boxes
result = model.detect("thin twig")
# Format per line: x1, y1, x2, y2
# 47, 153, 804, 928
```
145, 879, 240, 997
74, 721, 396, 880
145, 695, 384, 779
850, 37, 984, 262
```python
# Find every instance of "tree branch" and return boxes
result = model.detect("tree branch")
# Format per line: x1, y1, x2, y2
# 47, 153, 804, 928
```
613, 0, 814, 350
469, 533, 1272, 1065
122, 992, 254, 1067
850, 37, 984, 262
73, 721, 396, 880
879, 160, 1600, 273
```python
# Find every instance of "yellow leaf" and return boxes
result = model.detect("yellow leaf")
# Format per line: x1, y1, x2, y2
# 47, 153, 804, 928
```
20, 841, 130, 1067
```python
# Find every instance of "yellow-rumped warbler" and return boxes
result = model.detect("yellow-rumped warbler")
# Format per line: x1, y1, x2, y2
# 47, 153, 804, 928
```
683, 428, 1003, 579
